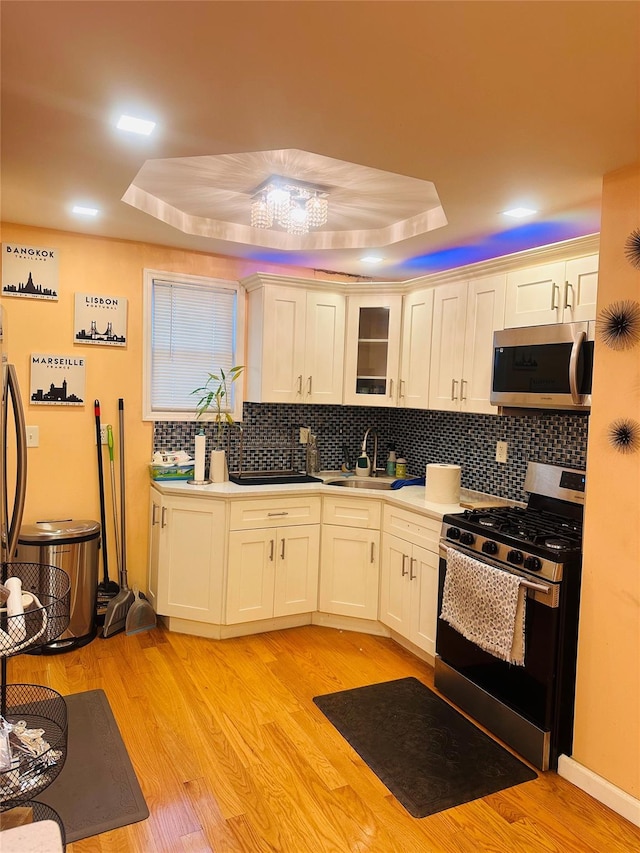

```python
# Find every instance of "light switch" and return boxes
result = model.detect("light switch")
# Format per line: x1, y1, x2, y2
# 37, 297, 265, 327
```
26, 425, 39, 447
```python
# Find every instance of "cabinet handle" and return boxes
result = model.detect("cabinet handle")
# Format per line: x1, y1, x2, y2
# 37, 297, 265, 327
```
268, 511, 289, 517
399, 379, 406, 399
281, 538, 286, 560
370, 541, 375, 563
401, 554, 408, 576
307, 375, 312, 396
564, 280, 573, 309
460, 379, 467, 401
297, 375, 303, 395
152, 504, 159, 526
269, 539, 275, 561
551, 283, 560, 310
389, 378, 394, 399
410, 557, 417, 581
451, 378, 458, 401
161, 507, 167, 528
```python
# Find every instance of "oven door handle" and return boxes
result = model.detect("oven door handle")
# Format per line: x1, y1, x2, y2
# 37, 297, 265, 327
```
569, 330, 586, 405
441, 541, 553, 598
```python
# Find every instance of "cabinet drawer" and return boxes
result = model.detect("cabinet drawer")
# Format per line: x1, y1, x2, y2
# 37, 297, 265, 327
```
383, 504, 440, 552
230, 496, 321, 530
322, 495, 381, 529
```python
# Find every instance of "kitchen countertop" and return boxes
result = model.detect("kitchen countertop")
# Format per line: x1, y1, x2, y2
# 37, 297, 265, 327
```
151, 470, 514, 520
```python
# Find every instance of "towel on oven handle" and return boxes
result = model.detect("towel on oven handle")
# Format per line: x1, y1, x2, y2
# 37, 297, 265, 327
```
440, 547, 526, 666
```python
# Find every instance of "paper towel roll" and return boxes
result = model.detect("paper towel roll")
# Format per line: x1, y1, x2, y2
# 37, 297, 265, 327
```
425, 463, 461, 504
194, 433, 206, 482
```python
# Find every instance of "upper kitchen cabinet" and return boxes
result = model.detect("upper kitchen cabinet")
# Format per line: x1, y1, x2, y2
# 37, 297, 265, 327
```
244, 275, 346, 404
398, 288, 435, 409
429, 274, 506, 414
343, 293, 403, 407
504, 254, 598, 328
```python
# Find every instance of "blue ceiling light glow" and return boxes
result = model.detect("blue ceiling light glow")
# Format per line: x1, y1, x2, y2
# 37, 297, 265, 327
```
399, 219, 599, 275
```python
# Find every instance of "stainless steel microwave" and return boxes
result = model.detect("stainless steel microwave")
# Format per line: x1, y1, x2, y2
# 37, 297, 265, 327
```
491, 322, 594, 411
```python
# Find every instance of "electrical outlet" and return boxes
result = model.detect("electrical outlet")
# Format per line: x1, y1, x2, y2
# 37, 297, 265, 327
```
496, 440, 508, 464
99, 425, 109, 445
299, 427, 310, 444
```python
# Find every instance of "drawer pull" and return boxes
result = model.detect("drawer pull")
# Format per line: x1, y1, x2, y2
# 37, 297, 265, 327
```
268, 511, 289, 517
370, 541, 375, 564
281, 538, 286, 560
269, 539, 275, 561
401, 554, 408, 576
410, 557, 417, 580
161, 507, 167, 528
152, 504, 159, 526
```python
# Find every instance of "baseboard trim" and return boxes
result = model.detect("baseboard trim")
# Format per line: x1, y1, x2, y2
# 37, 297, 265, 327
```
557, 755, 640, 828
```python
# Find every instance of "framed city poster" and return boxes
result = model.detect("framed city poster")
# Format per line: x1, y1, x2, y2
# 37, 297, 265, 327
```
2, 243, 59, 300
74, 292, 127, 346
30, 354, 85, 405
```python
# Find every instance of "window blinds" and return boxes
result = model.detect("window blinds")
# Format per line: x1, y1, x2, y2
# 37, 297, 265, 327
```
150, 278, 237, 413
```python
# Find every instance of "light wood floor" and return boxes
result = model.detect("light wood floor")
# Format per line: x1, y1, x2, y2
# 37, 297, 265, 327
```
7, 624, 640, 852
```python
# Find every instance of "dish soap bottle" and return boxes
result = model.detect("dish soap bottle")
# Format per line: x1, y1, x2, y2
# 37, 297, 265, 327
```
355, 449, 371, 478
386, 445, 397, 477
395, 456, 407, 479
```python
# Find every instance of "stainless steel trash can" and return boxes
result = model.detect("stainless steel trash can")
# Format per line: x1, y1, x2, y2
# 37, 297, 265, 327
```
16, 520, 100, 652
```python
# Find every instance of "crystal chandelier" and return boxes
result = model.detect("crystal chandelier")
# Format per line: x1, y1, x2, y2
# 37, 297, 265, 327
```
250, 176, 329, 235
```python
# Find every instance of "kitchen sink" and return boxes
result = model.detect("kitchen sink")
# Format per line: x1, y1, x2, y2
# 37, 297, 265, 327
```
325, 478, 394, 490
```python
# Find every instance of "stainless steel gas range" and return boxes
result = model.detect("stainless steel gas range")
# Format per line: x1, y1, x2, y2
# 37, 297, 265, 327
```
435, 461, 586, 771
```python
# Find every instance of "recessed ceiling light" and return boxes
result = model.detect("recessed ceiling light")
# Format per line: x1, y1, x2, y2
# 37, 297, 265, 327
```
72, 205, 99, 216
116, 114, 156, 135
502, 207, 537, 218
360, 255, 385, 264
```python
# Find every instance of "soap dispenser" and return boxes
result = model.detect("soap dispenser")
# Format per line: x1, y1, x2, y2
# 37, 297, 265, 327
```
355, 449, 371, 478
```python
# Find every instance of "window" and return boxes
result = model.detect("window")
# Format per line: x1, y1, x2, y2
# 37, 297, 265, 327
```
143, 269, 244, 421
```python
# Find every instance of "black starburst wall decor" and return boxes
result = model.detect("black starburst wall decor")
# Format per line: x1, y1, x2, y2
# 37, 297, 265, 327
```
597, 300, 640, 351
623, 228, 640, 270
608, 419, 640, 454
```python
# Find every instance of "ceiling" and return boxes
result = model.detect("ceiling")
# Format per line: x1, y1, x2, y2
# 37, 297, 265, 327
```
1, 1, 638, 282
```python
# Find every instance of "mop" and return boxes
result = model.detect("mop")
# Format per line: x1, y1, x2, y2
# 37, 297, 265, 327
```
102, 423, 134, 638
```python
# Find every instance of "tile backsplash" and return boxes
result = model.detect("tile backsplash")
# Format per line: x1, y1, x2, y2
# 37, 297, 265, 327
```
154, 403, 588, 502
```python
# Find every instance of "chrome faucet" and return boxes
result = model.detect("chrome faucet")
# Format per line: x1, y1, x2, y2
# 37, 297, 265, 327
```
362, 427, 379, 476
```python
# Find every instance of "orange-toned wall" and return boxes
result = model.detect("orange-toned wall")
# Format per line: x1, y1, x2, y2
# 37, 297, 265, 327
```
0, 223, 328, 591
574, 163, 640, 797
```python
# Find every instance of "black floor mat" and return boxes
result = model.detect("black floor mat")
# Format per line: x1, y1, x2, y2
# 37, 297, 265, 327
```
39, 689, 149, 842
313, 676, 537, 818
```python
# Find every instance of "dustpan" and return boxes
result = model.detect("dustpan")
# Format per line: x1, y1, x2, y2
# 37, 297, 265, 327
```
126, 587, 157, 635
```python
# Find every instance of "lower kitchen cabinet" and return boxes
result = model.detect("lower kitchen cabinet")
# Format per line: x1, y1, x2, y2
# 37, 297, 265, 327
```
319, 524, 380, 620
226, 524, 320, 623
379, 533, 438, 656
148, 489, 226, 623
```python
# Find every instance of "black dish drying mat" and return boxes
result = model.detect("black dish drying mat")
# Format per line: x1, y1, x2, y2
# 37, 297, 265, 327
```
39, 689, 149, 841
313, 676, 537, 818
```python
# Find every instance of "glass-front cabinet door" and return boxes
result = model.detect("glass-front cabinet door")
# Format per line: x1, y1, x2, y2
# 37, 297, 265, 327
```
344, 293, 402, 406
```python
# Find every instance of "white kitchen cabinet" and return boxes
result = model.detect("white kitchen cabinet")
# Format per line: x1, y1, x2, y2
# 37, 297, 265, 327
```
226, 495, 321, 624
318, 494, 381, 620
429, 274, 506, 413
226, 524, 320, 624
398, 288, 434, 409
343, 293, 403, 406
504, 254, 598, 328
148, 488, 226, 624
245, 278, 345, 404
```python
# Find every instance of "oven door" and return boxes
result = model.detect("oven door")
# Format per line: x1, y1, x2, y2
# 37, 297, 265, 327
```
435, 542, 561, 733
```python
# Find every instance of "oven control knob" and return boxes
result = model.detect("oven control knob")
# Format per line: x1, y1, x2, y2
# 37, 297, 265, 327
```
446, 527, 461, 540
507, 549, 523, 565
459, 532, 475, 546
482, 540, 498, 555
524, 556, 542, 572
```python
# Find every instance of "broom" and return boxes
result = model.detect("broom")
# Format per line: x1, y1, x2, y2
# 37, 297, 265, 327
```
102, 423, 134, 638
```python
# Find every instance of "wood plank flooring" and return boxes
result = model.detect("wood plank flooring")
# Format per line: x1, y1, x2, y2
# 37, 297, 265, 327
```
7, 624, 640, 852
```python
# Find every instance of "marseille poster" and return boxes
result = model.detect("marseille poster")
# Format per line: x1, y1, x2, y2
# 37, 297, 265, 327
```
74, 292, 127, 346
2, 243, 59, 300
30, 354, 85, 406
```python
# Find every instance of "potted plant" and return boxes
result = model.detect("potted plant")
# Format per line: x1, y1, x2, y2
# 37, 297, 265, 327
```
192, 365, 243, 482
